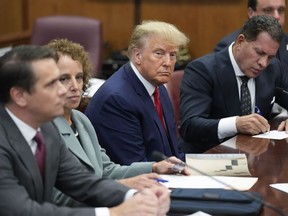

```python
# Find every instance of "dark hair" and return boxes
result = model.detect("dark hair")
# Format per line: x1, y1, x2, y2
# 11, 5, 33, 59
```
0, 45, 58, 104
239, 15, 283, 43
248, 0, 257, 11
248, 0, 287, 11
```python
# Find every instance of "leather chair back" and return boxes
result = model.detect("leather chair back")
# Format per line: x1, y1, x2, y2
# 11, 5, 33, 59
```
166, 70, 184, 138
30, 15, 103, 78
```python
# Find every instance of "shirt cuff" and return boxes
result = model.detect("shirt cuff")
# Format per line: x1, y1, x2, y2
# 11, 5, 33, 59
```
125, 189, 138, 200
218, 116, 238, 140
95, 207, 110, 216
94, 189, 138, 216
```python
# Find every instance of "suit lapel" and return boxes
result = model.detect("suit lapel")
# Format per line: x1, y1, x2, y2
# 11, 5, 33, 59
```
72, 112, 98, 169
54, 116, 94, 169
0, 105, 44, 200
216, 50, 241, 116
124, 64, 172, 154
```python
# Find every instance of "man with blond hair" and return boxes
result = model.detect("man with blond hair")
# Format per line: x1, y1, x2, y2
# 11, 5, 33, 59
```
86, 20, 189, 165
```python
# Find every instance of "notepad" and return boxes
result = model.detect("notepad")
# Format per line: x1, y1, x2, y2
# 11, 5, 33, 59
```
185, 154, 251, 176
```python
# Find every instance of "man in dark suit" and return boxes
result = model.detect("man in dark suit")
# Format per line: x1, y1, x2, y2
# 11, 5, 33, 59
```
214, 0, 288, 69
180, 15, 288, 153
85, 21, 189, 165
0, 45, 170, 216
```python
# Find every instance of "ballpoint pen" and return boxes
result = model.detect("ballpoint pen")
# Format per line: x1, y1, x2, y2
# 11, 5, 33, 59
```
154, 178, 169, 183
255, 105, 270, 134
255, 105, 262, 116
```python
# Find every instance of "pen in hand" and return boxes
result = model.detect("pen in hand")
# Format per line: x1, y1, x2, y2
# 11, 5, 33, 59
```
255, 105, 270, 134
154, 178, 169, 183
255, 106, 262, 116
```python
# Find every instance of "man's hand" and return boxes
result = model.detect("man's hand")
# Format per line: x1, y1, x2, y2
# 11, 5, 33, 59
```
117, 173, 162, 190
277, 119, 288, 132
152, 156, 190, 175
236, 113, 270, 135
109, 186, 170, 216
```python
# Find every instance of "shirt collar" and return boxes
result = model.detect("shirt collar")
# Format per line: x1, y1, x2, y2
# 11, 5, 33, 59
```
228, 42, 246, 77
5, 107, 38, 146
130, 62, 155, 97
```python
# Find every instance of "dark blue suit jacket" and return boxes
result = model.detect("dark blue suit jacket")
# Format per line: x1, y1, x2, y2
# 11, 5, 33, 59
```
85, 63, 184, 165
180, 47, 288, 153
214, 29, 288, 69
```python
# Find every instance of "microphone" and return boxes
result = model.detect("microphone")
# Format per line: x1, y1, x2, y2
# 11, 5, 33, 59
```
151, 151, 185, 173
151, 151, 287, 216
275, 87, 288, 95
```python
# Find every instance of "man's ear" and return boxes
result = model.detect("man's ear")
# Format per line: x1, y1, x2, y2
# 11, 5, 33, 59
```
247, 7, 255, 18
132, 48, 142, 65
234, 34, 246, 50
10, 87, 28, 107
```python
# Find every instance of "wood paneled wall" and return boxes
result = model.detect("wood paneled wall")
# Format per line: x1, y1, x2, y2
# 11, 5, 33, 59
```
1, 0, 287, 59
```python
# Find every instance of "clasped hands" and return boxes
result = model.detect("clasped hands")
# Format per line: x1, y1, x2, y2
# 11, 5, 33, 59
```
110, 185, 170, 216
114, 157, 187, 216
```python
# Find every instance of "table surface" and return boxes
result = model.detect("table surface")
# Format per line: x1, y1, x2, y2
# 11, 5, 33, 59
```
205, 115, 288, 216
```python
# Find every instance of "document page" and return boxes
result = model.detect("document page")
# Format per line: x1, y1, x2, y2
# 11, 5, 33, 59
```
252, 130, 288, 140
270, 183, 288, 194
159, 174, 258, 191
185, 154, 251, 176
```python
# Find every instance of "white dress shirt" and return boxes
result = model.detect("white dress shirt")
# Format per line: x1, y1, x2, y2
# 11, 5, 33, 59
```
218, 43, 255, 140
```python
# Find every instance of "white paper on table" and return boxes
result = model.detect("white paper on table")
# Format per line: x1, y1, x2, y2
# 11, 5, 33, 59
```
159, 174, 258, 191
186, 211, 212, 216
252, 130, 288, 140
270, 183, 288, 193
185, 154, 251, 176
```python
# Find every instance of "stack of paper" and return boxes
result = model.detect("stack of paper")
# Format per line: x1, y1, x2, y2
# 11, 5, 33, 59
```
185, 154, 251, 176
159, 174, 258, 191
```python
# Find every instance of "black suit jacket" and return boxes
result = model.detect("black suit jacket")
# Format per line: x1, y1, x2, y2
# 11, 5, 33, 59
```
0, 104, 129, 216
180, 47, 288, 153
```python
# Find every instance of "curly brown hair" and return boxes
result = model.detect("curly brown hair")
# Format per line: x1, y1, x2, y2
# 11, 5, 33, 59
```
46, 38, 92, 94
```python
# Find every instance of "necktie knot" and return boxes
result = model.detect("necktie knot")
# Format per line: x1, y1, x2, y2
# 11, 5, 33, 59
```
33, 131, 44, 150
153, 87, 160, 101
240, 76, 249, 85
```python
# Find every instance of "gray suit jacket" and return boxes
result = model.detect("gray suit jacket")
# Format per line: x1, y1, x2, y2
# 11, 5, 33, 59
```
0, 104, 130, 216
52, 109, 153, 206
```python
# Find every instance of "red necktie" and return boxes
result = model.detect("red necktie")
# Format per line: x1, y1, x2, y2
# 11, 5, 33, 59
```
33, 131, 46, 180
153, 87, 166, 129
